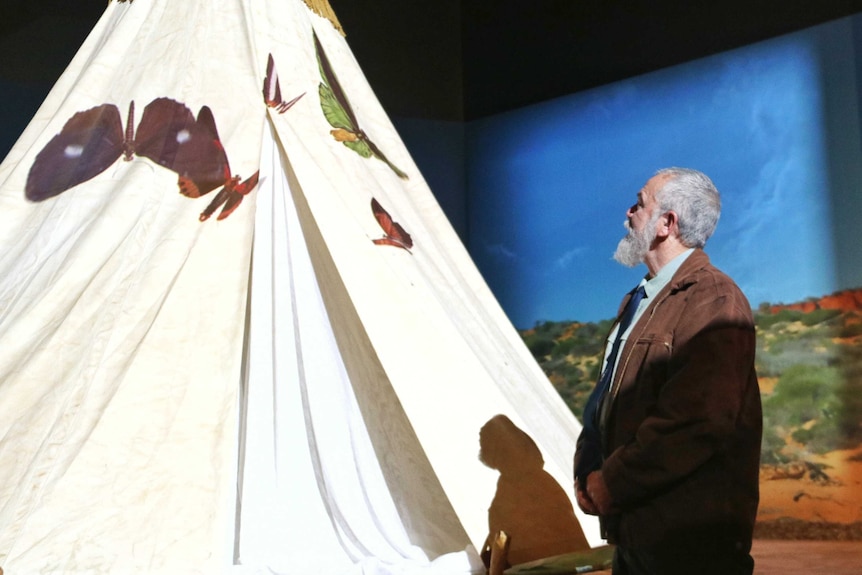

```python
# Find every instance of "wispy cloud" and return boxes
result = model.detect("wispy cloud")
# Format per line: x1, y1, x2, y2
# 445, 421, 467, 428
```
484, 242, 519, 262
555, 246, 588, 270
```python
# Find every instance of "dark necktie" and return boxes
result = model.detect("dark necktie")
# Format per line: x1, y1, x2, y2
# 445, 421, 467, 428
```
575, 285, 647, 484
595, 284, 646, 412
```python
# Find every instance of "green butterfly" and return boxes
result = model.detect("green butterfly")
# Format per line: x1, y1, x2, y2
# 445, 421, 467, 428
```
314, 32, 408, 179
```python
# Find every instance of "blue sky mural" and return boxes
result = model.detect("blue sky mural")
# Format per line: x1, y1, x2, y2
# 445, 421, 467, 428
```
466, 15, 862, 328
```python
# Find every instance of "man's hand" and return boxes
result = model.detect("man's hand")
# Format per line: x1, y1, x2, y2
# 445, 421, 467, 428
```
585, 470, 616, 515
575, 477, 599, 515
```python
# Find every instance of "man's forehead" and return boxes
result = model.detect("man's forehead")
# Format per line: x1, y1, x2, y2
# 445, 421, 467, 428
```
642, 173, 673, 198
637, 183, 655, 202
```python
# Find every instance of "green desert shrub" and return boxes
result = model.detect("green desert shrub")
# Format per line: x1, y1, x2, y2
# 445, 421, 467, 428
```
762, 364, 846, 453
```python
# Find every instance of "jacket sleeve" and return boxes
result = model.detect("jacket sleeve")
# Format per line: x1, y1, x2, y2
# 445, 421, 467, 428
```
601, 278, 756, 508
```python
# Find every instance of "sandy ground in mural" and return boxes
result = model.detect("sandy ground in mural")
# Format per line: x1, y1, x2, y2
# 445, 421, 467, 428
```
591, 540, 862, 575
756, 445, 862, 535
749, 445, 862, 574
587, 448, 862, 574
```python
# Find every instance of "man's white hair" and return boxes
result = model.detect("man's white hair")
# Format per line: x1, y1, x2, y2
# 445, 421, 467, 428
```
654, 167, 721, 248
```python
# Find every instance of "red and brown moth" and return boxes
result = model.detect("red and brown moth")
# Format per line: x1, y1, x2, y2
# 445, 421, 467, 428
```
263, 53, 304, 113
174, 104, 259, 222
371, 197, 413, 252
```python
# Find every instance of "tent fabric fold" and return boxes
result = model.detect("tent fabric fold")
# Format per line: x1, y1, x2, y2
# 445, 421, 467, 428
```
0, 1, 598, 573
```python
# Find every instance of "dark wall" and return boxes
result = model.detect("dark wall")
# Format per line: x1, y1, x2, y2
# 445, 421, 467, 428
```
393, 117, 468, 241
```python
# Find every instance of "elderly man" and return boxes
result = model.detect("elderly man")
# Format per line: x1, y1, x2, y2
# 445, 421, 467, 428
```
574, 168, 762, 575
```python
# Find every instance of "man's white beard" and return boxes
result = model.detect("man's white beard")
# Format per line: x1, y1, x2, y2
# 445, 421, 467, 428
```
613, 217, 656, 267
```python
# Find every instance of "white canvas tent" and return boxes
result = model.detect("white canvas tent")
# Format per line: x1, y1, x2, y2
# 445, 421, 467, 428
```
0, 1, 599, 572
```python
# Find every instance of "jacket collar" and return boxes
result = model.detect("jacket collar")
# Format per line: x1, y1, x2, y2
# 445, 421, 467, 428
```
667, 248, 710, 294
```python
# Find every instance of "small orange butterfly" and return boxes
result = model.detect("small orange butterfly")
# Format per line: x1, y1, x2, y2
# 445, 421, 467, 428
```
371, 198, 413, 252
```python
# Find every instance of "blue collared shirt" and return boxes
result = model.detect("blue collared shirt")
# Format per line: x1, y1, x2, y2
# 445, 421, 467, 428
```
603, 248, 694, 392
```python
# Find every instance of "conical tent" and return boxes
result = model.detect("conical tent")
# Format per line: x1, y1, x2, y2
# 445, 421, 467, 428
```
0, 1, 599, 573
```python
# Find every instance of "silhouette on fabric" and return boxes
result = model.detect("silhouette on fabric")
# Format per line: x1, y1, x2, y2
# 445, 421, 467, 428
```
479, 414, 589, 568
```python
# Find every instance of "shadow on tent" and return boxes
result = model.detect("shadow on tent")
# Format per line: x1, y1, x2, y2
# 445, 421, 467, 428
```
478, 414, 614, 574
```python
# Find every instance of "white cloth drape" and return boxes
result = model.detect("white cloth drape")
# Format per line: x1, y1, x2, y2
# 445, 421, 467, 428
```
234, 125, 483, 574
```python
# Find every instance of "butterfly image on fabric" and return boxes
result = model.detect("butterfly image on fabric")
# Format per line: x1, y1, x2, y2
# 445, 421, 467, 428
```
26, 98, 191, 202
175, 104, 260, 222
25, 97, 259, 222
314, 32, 408, 180
371, 197, 413, 252
263, 53, 305, 113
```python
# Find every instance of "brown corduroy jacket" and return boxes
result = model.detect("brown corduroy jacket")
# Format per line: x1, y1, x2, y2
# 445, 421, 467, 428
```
576, 249, 762, 551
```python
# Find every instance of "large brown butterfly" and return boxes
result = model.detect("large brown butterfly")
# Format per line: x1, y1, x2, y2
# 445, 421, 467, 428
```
371, 197, 413, 252
25, 97, 258, 222
26, 98, 191, 201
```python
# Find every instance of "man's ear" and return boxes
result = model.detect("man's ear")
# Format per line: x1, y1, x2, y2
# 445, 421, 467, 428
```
657, 210, 678, 239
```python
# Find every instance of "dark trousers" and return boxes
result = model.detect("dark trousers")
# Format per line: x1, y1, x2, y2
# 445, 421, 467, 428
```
613, 544, 754, 575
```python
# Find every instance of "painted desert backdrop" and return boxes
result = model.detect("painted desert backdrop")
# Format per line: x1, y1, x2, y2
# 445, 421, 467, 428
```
520, 287, 862, 540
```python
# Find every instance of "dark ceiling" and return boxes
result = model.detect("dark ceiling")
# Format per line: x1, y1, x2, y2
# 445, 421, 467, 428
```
332, 0, 862, 120
2, 0, 862, 125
